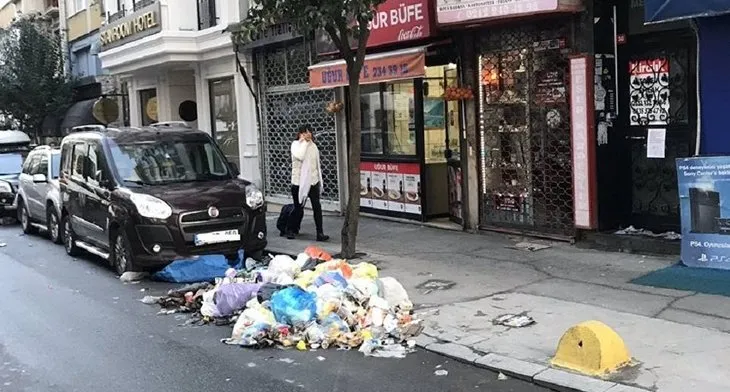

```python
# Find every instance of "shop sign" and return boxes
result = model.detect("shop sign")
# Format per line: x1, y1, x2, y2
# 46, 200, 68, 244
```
100, 2, 162, 51
629, 58, 670, 126
315, 0, 432, 55
677, 156, 730, 270
308, 48, 426, 89
569, 55, 598, 229
436, 0, 582, 26
360, 161, 421, 215
239, 22, 301, 50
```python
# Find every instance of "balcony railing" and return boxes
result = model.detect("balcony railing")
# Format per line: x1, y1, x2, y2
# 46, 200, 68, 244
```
108, 6, 125, 22
133, 0, 156, 12
197, 0, 218, 29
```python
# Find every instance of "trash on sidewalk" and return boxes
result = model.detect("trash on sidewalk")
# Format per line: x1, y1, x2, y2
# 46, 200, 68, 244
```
615, 225, 681, 241
153, 251, 244, 283
508, 242, 551, 252
119, 271, 149, 283
493, 313, 536, 328
434, 369, 448, 376
497, 372, 509, 381
142, 247, 423, 358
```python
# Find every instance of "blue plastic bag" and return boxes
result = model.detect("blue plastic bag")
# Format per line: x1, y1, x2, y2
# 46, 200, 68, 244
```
313, 271, 348, 288
270, 286, 317, 326
153, 250, 244, 283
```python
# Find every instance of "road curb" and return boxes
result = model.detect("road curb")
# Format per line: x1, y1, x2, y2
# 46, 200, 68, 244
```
265, 246, 649, 392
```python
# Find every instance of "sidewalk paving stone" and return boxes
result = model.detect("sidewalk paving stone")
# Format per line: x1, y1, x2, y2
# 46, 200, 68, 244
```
264, 211, 730, 392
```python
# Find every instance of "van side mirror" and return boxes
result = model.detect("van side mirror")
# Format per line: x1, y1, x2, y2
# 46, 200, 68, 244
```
32, 174, 47, 183
95, 170, 111, 188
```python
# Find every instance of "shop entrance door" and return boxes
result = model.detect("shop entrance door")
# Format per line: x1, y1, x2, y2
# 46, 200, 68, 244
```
613, 31, 697, 233
444, 67, 463, 223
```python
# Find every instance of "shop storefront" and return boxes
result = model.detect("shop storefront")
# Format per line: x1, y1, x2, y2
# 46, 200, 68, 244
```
592, 0, 698, 236
436, 0, 585, 237
309, 0, 467, 224
240, 24, 341, 209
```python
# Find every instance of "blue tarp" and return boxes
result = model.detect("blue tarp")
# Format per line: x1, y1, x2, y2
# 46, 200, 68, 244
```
152, 250, 244, 283
645, 0, 730, 23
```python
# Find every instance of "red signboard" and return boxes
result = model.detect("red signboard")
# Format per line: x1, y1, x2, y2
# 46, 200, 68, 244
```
309, 48, 426, 89
368, 0, 432, 47
315, 0, 432, 55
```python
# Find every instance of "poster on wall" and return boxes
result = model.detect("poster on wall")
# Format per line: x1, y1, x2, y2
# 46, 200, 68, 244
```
677, 156, 730, 270
360, 163, 374, 208
629, 58, 670, 126
359, 162, 421, 216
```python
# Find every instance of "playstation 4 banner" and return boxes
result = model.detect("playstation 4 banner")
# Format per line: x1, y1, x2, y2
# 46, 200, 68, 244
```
677, 156, 730, 269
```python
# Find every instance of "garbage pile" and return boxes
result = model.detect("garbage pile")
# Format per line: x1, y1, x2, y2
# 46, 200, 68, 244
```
143, 246, 423, 358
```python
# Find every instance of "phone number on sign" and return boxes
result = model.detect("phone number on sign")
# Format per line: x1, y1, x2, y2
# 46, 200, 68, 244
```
362, 63, 410, 79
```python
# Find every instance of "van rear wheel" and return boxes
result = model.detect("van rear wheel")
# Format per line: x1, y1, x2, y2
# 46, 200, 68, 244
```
63, 214, 80, 256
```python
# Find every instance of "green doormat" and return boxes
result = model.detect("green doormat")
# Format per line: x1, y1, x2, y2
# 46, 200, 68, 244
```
630, 263, 730, 297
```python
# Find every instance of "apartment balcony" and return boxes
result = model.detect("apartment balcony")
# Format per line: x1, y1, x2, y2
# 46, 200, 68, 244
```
98, 0, 233, 75
43, 0, 59, 16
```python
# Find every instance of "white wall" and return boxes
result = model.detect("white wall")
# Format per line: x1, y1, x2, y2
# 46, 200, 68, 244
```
167, 70, 198, 128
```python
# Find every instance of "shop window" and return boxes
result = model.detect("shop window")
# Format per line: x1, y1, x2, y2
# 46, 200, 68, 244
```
360, 82, 416, 157
139, 88, 157, 126
209, 77, 239, 169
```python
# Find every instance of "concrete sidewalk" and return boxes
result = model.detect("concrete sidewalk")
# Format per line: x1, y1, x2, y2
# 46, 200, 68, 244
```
265, 209, 730, 392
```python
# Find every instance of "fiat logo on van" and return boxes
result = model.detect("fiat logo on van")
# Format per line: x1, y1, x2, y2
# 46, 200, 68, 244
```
207, 206, 220, 218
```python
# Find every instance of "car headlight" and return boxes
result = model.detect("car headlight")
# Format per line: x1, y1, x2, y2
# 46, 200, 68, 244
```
246, 186, 264, 210
130, 193, 173, 220
0, 181, 11, 193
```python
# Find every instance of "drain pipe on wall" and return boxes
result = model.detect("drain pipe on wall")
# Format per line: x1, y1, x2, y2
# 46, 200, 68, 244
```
691, 19, 702, 156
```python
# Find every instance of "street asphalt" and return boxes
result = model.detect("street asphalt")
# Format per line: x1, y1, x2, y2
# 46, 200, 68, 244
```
0, 224, 549, 392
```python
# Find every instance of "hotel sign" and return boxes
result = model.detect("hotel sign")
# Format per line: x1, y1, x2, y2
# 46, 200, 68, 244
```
100, 2, 162, 51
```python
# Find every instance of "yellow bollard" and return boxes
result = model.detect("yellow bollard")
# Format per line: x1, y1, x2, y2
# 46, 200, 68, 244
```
551, 320, 631, 376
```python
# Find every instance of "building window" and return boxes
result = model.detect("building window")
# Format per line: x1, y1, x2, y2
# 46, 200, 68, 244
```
68, 0, 86, 14
360, 81, 416, 156
209, 77, 239, 169
139, 88, 157, 126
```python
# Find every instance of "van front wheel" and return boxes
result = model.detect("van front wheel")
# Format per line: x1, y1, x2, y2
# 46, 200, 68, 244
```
111, 230, 137, 275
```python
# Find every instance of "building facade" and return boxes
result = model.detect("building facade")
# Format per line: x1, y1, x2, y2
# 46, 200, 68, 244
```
97, 0, 260, 185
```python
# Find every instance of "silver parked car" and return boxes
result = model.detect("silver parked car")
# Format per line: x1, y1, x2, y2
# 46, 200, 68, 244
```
16, 146, 63, 243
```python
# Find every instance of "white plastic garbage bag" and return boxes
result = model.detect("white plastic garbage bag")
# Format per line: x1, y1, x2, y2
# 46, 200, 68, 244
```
268, 255, 300, 278
378, 277, 413, 311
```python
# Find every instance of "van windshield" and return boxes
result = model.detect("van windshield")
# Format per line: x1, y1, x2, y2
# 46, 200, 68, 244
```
108, 139, 230, 185
0, 152, 25, 175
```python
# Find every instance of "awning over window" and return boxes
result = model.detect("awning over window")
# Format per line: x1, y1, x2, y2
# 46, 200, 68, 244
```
645, 0, 730, 23
308, 47, 426, 90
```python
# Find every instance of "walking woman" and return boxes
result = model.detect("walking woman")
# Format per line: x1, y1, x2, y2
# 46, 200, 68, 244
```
288, 125, 329, 241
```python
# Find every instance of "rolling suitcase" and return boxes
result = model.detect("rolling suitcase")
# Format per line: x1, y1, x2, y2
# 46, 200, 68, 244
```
276, 200, 306, 237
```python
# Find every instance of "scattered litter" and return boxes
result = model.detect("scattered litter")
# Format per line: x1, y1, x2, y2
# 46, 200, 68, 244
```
285, 380, 295, 384
246, 362, 257, 368
225, 378, 231, 382
497, 372, 509, 381
493, 313, 536, 328
278, 358, 295, 364
141, 246, 423, 358
120, 271, 148, 283
317, 356, 326, 361
140, 296, 161, 305
615, 225, 681, 240
0, 243, 6, 247
434, 369, 449, 376
509, 242, 551, 252
112, 297, 120, 300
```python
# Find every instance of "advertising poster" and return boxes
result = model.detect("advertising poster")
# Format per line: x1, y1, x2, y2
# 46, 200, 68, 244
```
370, 165, 389, 210
359, 162, 421, 216
387, 170, 405, 212
402, 163, 421, 215
677, 157, 730, 269
629, 58, 670, 126
360, 162, 373, 208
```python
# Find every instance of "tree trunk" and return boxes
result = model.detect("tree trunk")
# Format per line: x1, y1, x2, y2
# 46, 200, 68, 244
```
340, 77, 363, 259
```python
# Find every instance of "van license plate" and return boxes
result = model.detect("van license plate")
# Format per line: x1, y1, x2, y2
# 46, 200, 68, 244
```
194, 229, 241, 246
